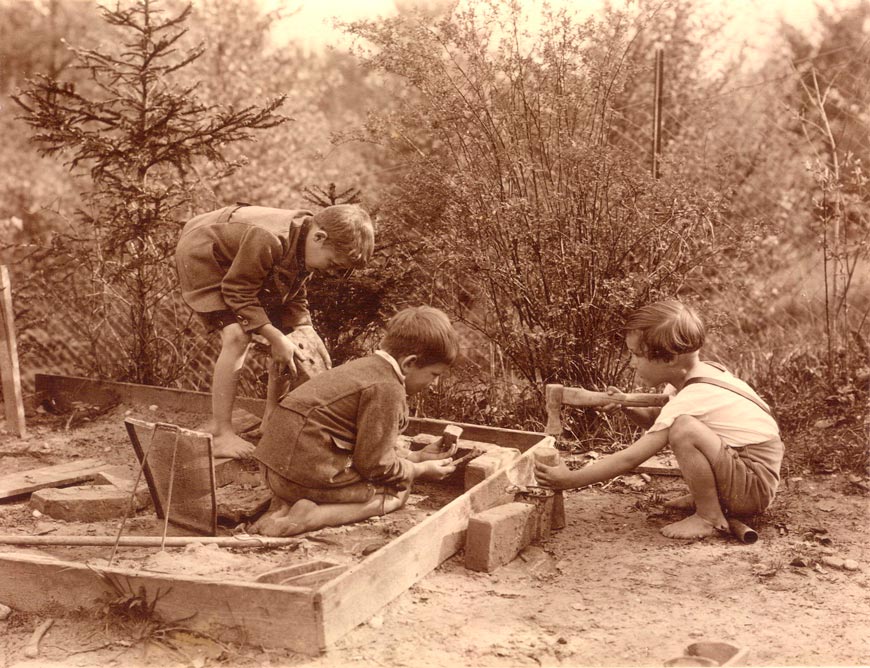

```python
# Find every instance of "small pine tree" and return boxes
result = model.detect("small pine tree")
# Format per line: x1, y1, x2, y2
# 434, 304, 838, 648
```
13, 0, 289, 384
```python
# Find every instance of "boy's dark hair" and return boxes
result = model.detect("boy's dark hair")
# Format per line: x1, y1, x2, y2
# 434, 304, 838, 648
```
381, 306, 460, 366
625, 300, 705, 362
311, 204, 375, 268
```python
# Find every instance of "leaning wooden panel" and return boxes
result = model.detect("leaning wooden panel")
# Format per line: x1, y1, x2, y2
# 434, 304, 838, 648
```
317, 437, 552, 647
0, 551, 324, 654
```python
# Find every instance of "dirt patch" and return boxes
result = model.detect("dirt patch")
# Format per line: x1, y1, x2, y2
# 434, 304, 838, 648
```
0, 406, 867, 667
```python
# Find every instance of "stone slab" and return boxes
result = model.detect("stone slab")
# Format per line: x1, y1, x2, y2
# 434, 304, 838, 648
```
30, 485, 146, 522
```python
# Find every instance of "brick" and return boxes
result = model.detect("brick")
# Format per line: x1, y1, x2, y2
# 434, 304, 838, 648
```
30, 485, 146, 522
465, 502, 534, 573
214, 457, 262, 488
463, 447, 520, 490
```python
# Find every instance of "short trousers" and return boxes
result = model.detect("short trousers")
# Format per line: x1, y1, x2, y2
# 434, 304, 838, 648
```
195, 308, 291, 335
196, 309, 239, 333
711, 438, 784, 516
263, 465, 400, 515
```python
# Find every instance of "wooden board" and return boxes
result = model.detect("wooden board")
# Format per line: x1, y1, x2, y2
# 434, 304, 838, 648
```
0, 266, 25, 437
125, 419, 217, 535
317, 441, 544, 646
634, 453, 681, 476
0, 459, 106, 501
0, 551, 323, 653
35, 373, 266, 417
14, 374, 555, 654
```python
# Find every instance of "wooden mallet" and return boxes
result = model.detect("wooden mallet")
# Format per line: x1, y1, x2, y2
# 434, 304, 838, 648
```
545, 383, 670, 436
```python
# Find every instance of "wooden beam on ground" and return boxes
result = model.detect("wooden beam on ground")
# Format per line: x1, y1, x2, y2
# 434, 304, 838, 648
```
0, 459, 106, 501
34, 373, 266, 417
316, 436, 553, 647
406, 417, 546, 453
0, 551, 324, 654
0, 266, 26, 437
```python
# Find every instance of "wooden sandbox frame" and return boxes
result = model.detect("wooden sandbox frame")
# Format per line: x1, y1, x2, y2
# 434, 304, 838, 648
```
0, 374, 554, 655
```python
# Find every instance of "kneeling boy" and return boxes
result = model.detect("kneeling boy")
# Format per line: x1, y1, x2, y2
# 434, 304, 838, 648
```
251, 306, 460, 536
536, 300, 783, 540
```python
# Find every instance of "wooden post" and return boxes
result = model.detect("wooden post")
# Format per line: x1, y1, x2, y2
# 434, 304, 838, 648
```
0, 266, 25, 437
651, 47, 664, 179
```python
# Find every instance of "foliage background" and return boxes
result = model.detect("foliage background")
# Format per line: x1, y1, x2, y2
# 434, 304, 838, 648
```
0, 0, 866, 475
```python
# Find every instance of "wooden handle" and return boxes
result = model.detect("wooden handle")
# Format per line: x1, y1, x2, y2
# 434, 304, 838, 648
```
561, 387, 668, 408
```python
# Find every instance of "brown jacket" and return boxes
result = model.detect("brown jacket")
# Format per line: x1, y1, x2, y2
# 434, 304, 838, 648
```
175, 204, 313, 333
254, 355, 413, 489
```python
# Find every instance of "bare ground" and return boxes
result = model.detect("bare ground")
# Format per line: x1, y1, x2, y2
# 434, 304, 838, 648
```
0, 403, 867, 668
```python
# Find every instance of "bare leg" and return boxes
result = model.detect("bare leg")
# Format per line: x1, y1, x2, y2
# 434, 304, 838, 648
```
263, 359, 291, 431
661, 416, 729, 539
211, 324, 255, 459
252, 490, 410, 537
663, 493, 695, 511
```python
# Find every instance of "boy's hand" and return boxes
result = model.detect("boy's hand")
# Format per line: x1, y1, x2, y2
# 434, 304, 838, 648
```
416, 457, 457, 481
534, 460, 574, 490
600, 385, 624, 413
270, 336, 300, 376
416, 437, 459, 460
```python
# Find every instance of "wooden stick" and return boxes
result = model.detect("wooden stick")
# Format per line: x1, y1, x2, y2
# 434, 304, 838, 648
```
24, 618, 54, 658
0, 266, 26, 438
0, 534, 304, 548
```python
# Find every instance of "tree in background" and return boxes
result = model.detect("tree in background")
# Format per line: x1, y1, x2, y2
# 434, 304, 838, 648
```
12, 0, 288, 384
341, 0, 760, 429
783, 1, 870, 379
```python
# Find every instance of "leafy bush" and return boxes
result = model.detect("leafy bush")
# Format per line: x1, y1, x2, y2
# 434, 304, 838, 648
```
342, 1, 758, 425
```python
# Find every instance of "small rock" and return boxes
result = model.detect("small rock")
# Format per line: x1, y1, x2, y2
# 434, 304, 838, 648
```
368, 615, 384, 629
0, 603, 11, 620
843, 559, 860, 571
31, 509, 42, 518
148, 404, 158, 411
821, 555, 845, 569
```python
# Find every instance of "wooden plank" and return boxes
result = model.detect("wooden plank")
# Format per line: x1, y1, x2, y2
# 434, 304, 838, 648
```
0, 551, 324, 654
34, 373, 266, 417
255, 560, 340, 584
36, 374, 543, 450
0, 459, 106, 501
0, 266, 26, 437
317, 436, 553, 647
405, 416, 546, 452
282, 564, 348, 588
634, 453, 681, 476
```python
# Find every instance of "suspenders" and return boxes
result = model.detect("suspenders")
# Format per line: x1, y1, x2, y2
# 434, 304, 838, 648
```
681, 376, 773, 416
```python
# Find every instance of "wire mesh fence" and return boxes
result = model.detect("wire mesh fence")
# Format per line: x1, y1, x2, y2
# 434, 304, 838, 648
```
9, 266, 270, 402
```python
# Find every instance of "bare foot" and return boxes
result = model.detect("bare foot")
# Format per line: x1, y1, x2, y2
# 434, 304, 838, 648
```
212, 432, 256, 459
663, 493, 695, 511
661, 513, 728, 539
252, 498, 316, 537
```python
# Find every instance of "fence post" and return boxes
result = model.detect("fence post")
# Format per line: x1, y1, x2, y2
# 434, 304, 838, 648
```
0, 266, 26, 437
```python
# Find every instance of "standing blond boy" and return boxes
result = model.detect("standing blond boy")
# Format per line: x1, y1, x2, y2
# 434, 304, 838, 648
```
176, 203, 374, 459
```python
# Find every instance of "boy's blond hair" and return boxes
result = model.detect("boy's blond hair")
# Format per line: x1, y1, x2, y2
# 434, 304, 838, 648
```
381, 306, 460, 366
625, 300, 705, 362
311, 204, 375, 268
